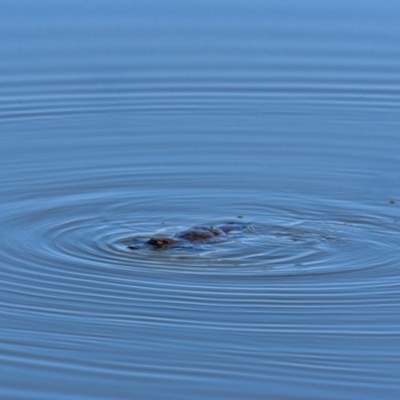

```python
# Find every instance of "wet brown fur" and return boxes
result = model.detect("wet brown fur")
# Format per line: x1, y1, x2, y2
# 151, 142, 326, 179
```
132, 223, 246, 250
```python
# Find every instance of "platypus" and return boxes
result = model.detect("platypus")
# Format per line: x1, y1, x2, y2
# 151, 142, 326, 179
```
129, 222, 247, 250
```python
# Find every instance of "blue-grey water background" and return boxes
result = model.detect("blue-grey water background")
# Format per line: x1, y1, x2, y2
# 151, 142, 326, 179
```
1, 1, 400, 399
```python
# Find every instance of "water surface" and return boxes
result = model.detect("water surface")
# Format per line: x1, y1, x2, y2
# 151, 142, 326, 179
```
1, 1, 400, 399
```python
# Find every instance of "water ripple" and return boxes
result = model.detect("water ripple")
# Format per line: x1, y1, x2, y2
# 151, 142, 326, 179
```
1, 191, 397, 286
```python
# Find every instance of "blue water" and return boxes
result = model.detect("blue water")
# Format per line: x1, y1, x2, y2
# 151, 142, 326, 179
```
1, 1, 400, 399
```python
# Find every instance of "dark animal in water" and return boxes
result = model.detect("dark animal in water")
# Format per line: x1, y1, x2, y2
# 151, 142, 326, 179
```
129, 222, 248, 250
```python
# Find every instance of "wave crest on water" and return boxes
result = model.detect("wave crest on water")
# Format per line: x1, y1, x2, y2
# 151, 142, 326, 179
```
0, 193, 396, 279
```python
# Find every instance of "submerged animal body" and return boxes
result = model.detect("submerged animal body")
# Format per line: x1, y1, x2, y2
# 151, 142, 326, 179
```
129, 222, 248, 250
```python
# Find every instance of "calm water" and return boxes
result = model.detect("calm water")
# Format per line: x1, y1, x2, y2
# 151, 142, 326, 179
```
1, 1, 400, 399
